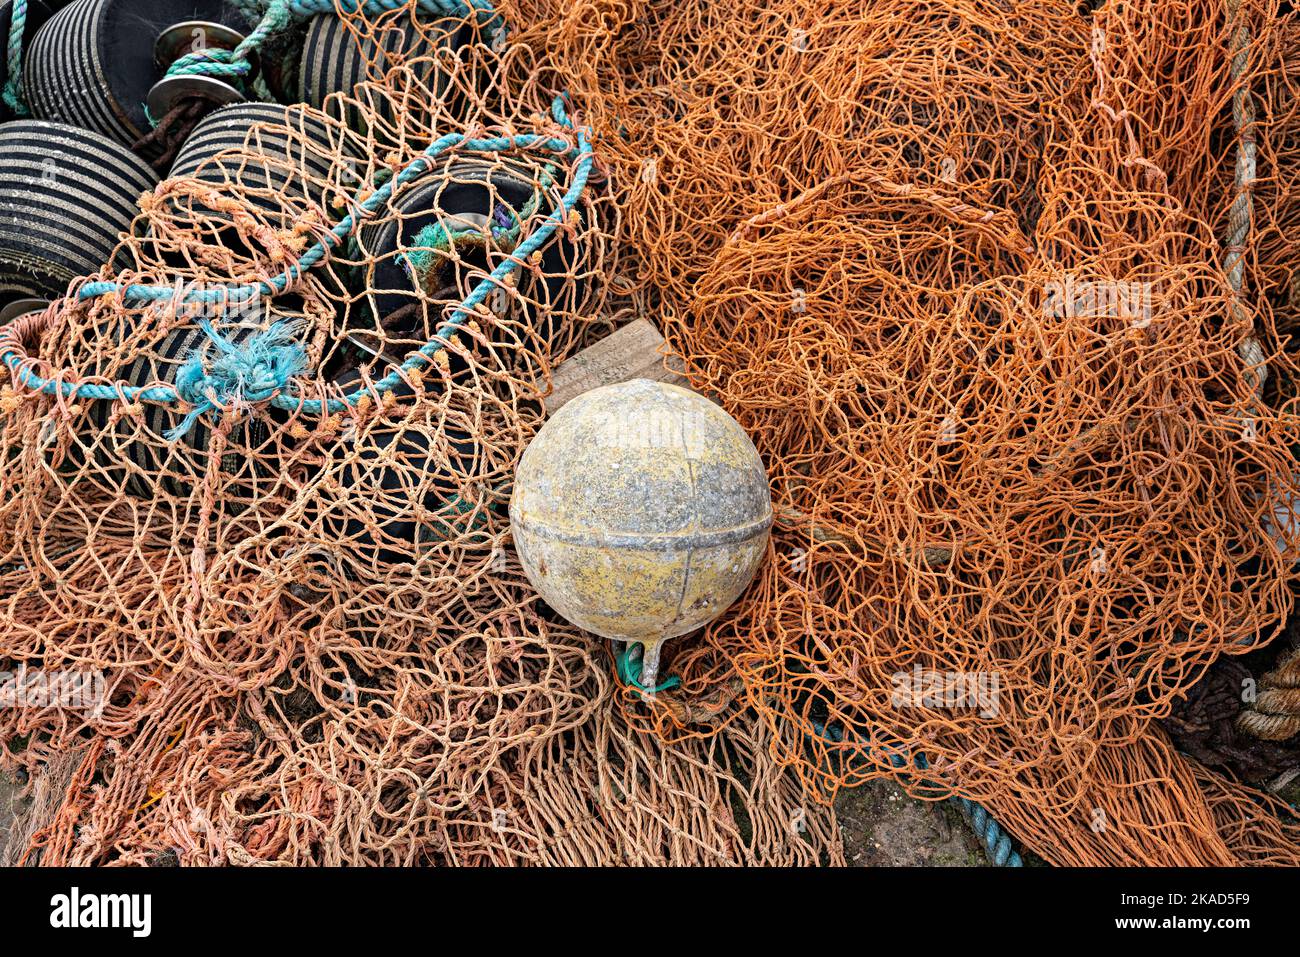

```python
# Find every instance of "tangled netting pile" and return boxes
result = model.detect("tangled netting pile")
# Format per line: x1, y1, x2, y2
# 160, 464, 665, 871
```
0, 8, 840, 865
3, 0, 1300, 866
504, 0, 1300, 864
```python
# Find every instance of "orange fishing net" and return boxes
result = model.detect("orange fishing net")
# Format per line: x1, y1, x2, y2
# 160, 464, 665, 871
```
3, 0, 1300, 867
497, 0, 1300, 863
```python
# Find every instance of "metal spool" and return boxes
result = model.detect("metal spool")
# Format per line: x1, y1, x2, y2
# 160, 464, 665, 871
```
146, 21, 253, 122
0, 297, 50, 325
23, 0, 251, 152
352, 157, 587, 355
297, 13, 469, 133
0, 0, 75, 122
0, 278, 48, 317
167, 102, 345, 217
0, 120, 158, 298
324, 365, 478, 568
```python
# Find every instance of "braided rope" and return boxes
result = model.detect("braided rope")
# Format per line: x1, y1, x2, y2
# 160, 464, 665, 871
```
952, 797, 1023, 867
1225, 0, 1266, 398
1223, 0, 1300, 581
1239, 649, 1300, 740
2, 0, 29, 115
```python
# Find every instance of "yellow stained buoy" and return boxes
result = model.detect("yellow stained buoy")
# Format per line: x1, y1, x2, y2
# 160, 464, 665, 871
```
510, 378, 772, 688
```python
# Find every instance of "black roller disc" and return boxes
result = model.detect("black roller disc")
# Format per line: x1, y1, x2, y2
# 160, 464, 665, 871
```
323, 365, 479, 568
23, 0, 252, 150
0, 120, 158, 297
167, 102, 348, 217
297, 12, 470, 134
354, 157, 587, 356
0, 283, 46, 320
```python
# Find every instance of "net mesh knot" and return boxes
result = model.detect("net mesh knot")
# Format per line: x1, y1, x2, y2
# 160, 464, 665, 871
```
166, 319, 307, 440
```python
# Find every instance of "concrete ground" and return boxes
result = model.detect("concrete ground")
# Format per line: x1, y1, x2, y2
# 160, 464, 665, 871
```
0, 765, 25, 866
834, 779, 986, 866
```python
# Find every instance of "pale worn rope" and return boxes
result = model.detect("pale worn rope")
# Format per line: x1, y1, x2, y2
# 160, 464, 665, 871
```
1232, 0, 1300, 744
1226, 0, 1268, 398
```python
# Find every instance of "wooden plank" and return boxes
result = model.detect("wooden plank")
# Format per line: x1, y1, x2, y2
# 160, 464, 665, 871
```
545, 318, 691, 415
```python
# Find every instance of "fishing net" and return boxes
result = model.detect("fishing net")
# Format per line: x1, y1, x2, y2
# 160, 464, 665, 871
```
495, 0, 1300, 864
3, 0, 1300, 868
0, 7, 841, 865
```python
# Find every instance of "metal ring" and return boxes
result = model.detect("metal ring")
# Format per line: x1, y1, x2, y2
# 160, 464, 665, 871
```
146, 75, 245, 121
0, 298, 50, 324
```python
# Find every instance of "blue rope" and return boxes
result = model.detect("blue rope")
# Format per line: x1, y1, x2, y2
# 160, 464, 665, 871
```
0, 0, 544, 435
952, 796, 1021, 866
158, 0, 506, 93
163, 319, 307, 440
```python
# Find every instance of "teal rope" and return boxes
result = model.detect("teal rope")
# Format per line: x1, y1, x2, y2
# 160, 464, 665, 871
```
952, 796, 1021, 866
156, 0, 291, 95
2, 99, 593, 427
614, 646, 681, 693
2, 0, 29, 116
163, 319, 307, 440
158, 0, 506, 96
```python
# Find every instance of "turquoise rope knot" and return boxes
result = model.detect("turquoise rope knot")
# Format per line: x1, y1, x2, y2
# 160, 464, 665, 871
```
165, 319, 307, 440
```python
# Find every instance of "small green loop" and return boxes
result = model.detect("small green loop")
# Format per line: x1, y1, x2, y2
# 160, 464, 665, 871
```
615, 645, 681, 693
